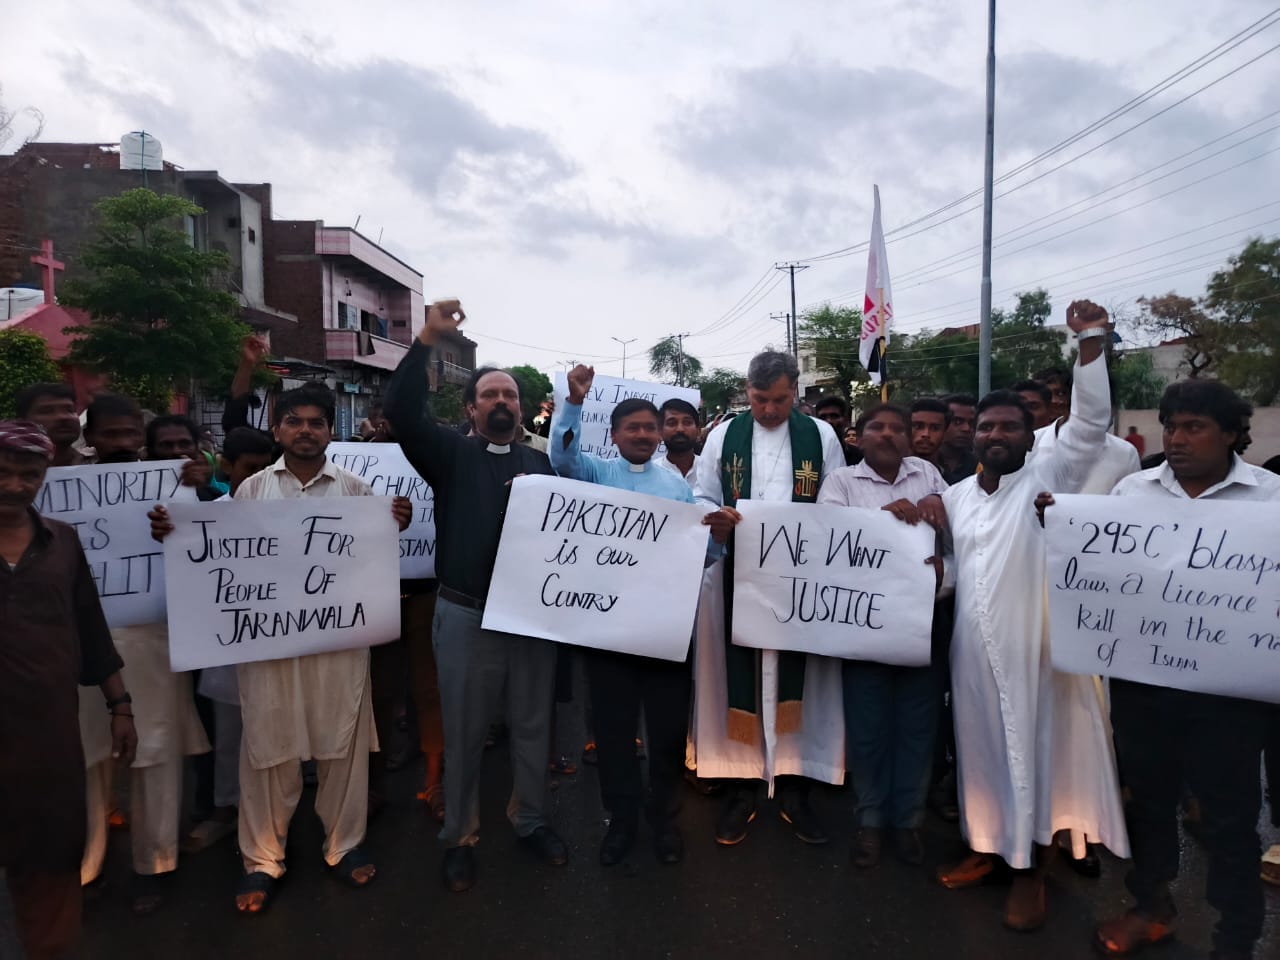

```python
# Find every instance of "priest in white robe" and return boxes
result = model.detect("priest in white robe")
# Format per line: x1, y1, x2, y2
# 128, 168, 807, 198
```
692, 350, 846, 847
935, 300, 1129, 932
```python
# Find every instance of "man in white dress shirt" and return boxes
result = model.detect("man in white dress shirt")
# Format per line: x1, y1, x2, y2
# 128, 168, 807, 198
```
934, 300, 1129, 932
657, 398, 700, 488
693, 351, 846, 847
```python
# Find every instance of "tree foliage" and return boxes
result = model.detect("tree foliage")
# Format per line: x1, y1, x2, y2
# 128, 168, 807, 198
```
648, 336, 702, 386
432, 383, 465, 425
1110, 349, 1166, 409
1134, 293, 1217, 379
506, 364, 553, 421
694, 367, 744, 414
1203, 237, 1280, 404
61, 188, 247, 411
0, 329, 61, 418
796, 305, 868, 403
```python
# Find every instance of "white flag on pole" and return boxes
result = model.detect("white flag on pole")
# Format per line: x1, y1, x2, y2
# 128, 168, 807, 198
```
860, 185, 893, 385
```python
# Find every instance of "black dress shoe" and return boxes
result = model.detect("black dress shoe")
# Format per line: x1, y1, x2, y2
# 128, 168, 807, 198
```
599, 820, 637, 867
779, 794, 829, 845
654, 822, 684, 864
441, 846, 475, 893
1066, 846, 1102, 879
521, 825, 569, 866
895, 828, 924, 866
715, 795, 757, 845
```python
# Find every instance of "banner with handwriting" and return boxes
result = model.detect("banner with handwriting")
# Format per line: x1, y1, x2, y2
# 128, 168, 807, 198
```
1046, 494, 1280, 703
162, 497, 401, 670
481, 475, 709, 661
327, 442, 436, 579
731, 499, 936, 663
553, 372, 701, 460
37, 460, 198, 627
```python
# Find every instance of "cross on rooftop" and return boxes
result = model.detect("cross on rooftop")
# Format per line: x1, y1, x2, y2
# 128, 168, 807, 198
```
30, 239, 65, 305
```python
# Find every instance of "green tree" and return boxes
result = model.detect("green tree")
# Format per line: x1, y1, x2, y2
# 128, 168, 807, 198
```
989, 289, 1068, 387
648, 336, 703, 386
1134, 293, 1218, 379
795, 305, 869, 402
61, 188, 247, 411
432, 383, 465, 424
1203, 237, 1280, 403
506, 364, 553, 421
0, 329, 61, 418
1110, 349, 1166, 409
891, 330, 980, 400
693, 367, 744, 414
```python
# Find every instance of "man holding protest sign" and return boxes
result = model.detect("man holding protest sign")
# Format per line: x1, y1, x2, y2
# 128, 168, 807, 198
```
692, 350, 846, 846
817, 404, 947, 869
552, 364, 705, 866
0, 421, 136, 959
385, 299, 567, 894
932, 300, 1128, 933
1091, 380, 1280, 960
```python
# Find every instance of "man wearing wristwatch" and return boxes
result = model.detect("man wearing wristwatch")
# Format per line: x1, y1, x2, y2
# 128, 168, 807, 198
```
0, 420, 137, 960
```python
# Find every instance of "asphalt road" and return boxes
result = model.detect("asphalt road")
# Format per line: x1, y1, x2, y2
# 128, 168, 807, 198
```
58, 706, 1280, 960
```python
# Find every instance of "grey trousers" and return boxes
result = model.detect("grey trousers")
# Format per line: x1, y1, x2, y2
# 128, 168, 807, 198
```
433, 597, 557, 847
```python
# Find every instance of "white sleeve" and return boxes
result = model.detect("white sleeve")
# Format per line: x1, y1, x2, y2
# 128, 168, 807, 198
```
693, 423, 726, 508
1043, 352, 1111, 493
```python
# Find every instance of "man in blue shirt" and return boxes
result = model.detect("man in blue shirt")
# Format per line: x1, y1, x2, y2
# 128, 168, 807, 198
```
551, 364, 699, 867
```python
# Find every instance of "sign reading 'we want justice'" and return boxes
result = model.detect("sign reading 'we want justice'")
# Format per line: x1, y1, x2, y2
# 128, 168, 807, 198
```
1046, 495, 1280, 704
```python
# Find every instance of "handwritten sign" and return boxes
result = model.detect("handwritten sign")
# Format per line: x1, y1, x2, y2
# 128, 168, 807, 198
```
481, 475, 710, 661
327, 442, 436, 579
36, 460, 197, 627
731, 499, 936, 664
553, 372, 701, 460
1046, 494, 1280, 704
162, 497, 401, 671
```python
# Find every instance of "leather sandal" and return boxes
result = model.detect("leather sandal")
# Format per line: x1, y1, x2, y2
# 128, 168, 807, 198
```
936, 851, 1002, 889
1093, 910, 1175, 956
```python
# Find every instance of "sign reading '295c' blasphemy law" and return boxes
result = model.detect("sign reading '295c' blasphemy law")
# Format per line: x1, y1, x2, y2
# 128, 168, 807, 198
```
162, 496, 401, 671
1046, 494, 1280, 704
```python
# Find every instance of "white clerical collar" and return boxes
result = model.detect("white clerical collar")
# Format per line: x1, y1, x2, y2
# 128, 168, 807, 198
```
628, 461, 647, 473
486, 442, 511, 454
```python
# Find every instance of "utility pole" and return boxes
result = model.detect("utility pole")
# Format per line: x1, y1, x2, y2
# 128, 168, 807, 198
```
611, 337, 637, 378
775, 263, 809, 359
769, 312, 791, 353
674, 332, 691, 386
978, 0, 997, 398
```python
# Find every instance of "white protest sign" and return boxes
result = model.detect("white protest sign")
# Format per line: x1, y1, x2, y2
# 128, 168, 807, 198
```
162, 496, 401, 671
481, 474, 710, 661
553, 372, 701, 460
36, 460, 197, 627
327, 442, 436, 579
1046, 494, 1280, 704
731, 499, 936, 664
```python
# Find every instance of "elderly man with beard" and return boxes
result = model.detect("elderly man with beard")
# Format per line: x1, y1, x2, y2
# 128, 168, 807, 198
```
931, 300, 1129, 933
386, 299, 566, 894
552, 365, 710, 866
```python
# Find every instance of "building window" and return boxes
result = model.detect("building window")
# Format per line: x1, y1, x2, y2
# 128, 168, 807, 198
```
247, 228, 256, 244
802, 356, 813, 373
337, 301, 355, 329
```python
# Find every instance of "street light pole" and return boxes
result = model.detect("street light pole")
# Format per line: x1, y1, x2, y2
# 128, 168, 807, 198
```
978, 0, 997, 398
611, 337, 637, 379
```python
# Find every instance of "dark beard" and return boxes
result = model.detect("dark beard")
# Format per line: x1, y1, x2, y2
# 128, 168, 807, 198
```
486, 408, 516, 434
664, 434, 695, 453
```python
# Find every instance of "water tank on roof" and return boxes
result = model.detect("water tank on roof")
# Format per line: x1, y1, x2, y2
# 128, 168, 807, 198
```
120, 131, 163, 171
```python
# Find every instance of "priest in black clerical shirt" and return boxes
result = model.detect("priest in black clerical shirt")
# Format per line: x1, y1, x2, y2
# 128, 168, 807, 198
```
384, 299, 567, 894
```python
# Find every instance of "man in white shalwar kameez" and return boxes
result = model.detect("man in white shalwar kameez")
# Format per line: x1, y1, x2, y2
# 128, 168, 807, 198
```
935, 300, 1129, 932
693, 351, 847, 846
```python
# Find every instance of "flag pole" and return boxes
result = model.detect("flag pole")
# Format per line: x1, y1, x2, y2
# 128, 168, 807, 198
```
877, 286, 888, 402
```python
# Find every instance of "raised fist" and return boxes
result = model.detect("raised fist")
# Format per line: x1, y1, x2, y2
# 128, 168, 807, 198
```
1065, 299, 1108, 333
566, 364, 595, 405
420, 299, 466, 345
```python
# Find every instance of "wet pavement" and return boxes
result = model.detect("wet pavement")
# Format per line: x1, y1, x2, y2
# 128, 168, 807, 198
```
63, 707, 1280, 960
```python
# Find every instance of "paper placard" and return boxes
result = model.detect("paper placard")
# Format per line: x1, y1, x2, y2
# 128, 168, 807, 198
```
36, 460, 197, 627
1046, 494, 1280, 703
552, 372, 701, 460
162, 496, 401, 670
481, 474, 710, 661
327, 442, 436, 579
730, 499, 936, 664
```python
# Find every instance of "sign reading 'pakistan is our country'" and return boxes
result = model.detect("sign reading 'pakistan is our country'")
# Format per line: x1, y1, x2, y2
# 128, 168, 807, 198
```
731, 500, 937, 664
37, 460, 197, 627
482, 475, 710, 661
162, 497, 401, 671
553, 372, 701, 460
327, 442, 436, 578
1046, 494, 1280, 704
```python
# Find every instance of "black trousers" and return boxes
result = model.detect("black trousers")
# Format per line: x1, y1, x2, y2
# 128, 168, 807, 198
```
1111, 680, 1267, 954
1266, 704, 1280, 829
586, 648, 691, 827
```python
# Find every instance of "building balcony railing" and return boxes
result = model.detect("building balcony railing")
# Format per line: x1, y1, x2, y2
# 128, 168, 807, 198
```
437, 359, 472, 387
324, 328, 409, 372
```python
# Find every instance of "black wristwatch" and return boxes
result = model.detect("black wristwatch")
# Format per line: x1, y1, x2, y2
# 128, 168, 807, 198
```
105, 692, 133, 711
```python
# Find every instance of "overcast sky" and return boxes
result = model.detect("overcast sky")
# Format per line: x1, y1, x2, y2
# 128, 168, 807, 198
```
6, 0, 1280, 378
